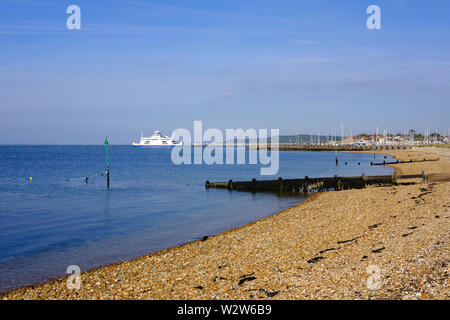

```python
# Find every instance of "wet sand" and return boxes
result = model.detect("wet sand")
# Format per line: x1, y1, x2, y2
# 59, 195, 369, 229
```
361, 146, 450, 175
2, 147, 449, 300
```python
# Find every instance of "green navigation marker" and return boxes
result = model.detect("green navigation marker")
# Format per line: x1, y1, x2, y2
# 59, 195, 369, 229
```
105, 136, 109, 165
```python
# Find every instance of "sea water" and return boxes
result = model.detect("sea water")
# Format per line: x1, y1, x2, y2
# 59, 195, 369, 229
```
0, 146, 394, 292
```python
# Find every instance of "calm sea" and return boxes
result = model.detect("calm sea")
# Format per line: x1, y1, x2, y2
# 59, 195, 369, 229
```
0, 146, 394, 292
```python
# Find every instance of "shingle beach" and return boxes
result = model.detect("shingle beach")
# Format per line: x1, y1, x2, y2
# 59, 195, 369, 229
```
2, 147, 449, 300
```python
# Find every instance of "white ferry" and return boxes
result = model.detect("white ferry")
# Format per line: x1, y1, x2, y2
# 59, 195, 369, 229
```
132, 130, 182, 147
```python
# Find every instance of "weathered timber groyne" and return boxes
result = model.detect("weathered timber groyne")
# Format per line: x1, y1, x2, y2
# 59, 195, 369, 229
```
247, 144, 412, 151
204, 172, 448, 193
370, 158, 440, 166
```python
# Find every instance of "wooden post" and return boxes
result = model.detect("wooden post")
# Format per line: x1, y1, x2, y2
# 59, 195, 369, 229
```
334, 135, 338, 165
105, 136, 110, 189
391, 172, 397, 185
107, 164, 110, 188
422, 170, 428, 184
361, 173, 368, 188
278, 177, 283, 193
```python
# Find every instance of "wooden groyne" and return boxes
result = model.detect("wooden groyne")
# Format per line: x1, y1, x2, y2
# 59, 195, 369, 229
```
205, 172, 449, 193
370, 158, 440, 166
247, 144, 412, 152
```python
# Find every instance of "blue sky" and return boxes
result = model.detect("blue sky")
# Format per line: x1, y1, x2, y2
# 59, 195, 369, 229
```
0, 0, 449, 144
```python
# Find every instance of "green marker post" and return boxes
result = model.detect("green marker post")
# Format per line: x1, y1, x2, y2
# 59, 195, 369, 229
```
105, 136, 110, 188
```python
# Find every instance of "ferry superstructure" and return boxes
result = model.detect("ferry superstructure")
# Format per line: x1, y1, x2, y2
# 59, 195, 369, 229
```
132, 131, 182, 147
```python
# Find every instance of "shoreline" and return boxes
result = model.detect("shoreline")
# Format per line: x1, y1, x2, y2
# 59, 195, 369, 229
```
0, 194, 322, 296
2, 147, 449, 299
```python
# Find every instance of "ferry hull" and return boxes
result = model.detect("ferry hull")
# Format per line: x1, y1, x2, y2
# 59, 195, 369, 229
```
132, 144, 180, 148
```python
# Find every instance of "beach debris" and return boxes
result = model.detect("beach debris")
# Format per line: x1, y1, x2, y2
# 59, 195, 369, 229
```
238, 276, 257, 286
212, 276, 227, 282
371, 247, 385, 253
402, 232, 413, 237
369, 223, 382, 230
318, 247, 337, 254
239, 272, 254, 278
307, 256, 324, 264
259, 288, 279, 298
337, 236, 360, 244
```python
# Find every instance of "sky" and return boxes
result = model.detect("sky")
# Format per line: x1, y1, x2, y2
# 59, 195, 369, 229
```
0, 0, 449, 144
